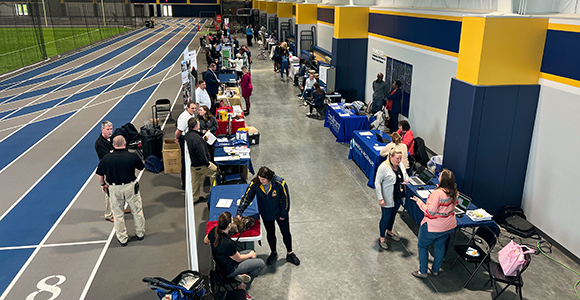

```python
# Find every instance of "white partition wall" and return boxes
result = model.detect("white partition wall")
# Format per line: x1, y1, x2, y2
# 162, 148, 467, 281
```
317, 22, 333, 51
184, 144, 199, 271
365, 35, 457, 154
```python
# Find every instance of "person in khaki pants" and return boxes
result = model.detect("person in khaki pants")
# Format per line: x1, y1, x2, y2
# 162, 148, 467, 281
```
184, 118, 217, 201
96, 135, 145, 247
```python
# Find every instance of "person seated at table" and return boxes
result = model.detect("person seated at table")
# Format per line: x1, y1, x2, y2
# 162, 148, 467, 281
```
397, 120, 415, 156
204, 211, 265, 300
299, 73, 317, 101
380, 132, 409, 173
410, 169, 458, 279
294, 58, 308, 87
306, 83, 326, 119
375, 147, 409, 250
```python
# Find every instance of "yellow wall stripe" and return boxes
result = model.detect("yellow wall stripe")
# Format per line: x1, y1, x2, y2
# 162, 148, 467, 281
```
369, 32, 459, 57
278, 2, 293, 18
259, 1, 267, 11
318, 5, 335, 9
369, 9, 462, 22
540, 72, 580, 88
296, 3, 317, 25
547, 23, 580, 33
335, 6, 368, 39
266, 1, 277, 14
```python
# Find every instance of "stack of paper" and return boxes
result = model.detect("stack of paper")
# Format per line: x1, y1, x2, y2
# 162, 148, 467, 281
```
466, 209, 493, 221
216, 198, 233, 208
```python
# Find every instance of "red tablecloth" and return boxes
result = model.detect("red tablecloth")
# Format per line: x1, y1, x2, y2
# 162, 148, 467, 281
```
206, 219, 261, 238
217, 119, 246, 135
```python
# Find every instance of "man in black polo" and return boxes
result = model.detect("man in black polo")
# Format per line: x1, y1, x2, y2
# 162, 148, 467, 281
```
96, 135, 145, 246
185, 118, 217, 202
94, 121, 115, 222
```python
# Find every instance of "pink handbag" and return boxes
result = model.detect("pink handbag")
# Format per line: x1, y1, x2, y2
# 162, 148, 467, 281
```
497, 240, 534, 276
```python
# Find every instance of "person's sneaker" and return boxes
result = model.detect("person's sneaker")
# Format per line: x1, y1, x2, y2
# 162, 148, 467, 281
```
245, 291, 253, 300
119, 240, 127, 247
286, 252, 300, 266
266, 252, 278, 265
378, 240, 389, 250
387, 232, 400, 241
306, 112, 312, 116
411, 271, 428, 279
428, 268, 439, 277
234, 274, 251, 283
137, 235, 144, 241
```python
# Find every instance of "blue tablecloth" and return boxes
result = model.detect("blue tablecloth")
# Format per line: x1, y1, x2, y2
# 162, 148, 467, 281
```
404, 183, 500, 236
218, 73, 237, 84
324, 103, 370, 143
214, 147, 255, 175
348, 130, 392, 188
214, 138, 248, 148
208, 184, 259, 221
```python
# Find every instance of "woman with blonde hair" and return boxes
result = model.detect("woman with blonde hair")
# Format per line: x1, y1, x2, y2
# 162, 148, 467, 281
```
380, 132, 409, 172
238, 66, 253, 115
374, 147, 409, 250
410, 169, 458, 278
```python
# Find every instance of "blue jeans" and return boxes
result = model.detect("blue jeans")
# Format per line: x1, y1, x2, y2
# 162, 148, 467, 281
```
227, 250, 265, 289
417, 223, 454, 274
379, 198, 402, 238
280, 60, 289, 78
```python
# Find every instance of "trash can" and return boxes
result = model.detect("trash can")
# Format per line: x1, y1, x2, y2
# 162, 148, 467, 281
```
141, 126, 163, 159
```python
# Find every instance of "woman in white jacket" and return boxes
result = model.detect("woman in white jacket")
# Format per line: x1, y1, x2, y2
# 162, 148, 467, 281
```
375, 147, 409, 250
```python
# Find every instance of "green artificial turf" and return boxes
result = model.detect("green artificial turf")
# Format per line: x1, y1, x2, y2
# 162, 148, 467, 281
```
0, 27, 132, 75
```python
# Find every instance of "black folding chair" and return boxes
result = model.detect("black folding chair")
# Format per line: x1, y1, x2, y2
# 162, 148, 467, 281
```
450, 225, 497, 288
153, 99, 173, 123
486, 253, 532, 300
208, 269, 245, 300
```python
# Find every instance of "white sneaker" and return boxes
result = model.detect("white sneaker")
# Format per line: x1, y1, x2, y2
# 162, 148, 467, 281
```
234, 274, 251, 283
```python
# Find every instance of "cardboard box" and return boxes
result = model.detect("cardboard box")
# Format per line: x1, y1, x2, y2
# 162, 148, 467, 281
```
162, 139, 181, 174
246, 126, 259, 134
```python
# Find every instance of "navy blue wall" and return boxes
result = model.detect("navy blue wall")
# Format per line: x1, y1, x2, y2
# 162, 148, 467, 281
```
317, 7, 335, 24
541, 29, 580, 81
171, 5, 219, 17
443, 79, 540, 215
331, 38, 367, 100
368, 13, 461, 54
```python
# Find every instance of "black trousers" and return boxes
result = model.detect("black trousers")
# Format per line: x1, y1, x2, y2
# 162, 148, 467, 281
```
179, 136, 185, 188
263, 218, 292, 253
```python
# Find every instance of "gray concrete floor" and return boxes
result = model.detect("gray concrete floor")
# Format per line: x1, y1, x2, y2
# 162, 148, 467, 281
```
88, 32, 580, 300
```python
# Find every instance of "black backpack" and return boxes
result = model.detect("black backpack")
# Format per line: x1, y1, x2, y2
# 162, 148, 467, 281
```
495, 205, 538, 238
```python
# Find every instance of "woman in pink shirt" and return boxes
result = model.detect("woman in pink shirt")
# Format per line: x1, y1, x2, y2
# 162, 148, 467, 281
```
410, 169, 458, 278
239, 66, 253, 115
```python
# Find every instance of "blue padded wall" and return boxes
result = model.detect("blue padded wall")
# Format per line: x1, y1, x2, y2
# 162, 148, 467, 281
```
331, 37, 367, 100
443, 78, 540, 215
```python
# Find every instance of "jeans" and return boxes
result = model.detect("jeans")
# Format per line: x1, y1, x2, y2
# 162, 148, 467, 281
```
280, 61, 289, 78
227, 250, 265, 289
417, 223, 454, 274
263, 218, 293, 253
379, 198, 402, 238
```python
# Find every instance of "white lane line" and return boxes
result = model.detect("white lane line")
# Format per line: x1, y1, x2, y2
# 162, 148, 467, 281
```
0, 28, 153, 94
0, 240, 108, 251
0, 23, 199, 300
0, 26, 191, 176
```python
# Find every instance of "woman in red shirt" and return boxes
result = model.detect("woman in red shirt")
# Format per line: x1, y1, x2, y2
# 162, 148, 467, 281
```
239, 66, 253, 115
396, 120, 415, 156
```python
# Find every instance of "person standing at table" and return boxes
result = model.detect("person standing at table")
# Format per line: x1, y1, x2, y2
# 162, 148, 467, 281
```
242, 45, 252, 71
410, 169, 458, 278
237, 166, 301, 266
96, 135, 145, 246
368, 73, 389, 115
280, 47, 290, 82
375, 147, 409, 250
198, 105, 218, 162
185, 118, 217, 202
397, 120, 415, 156
175, 101, 197, 189
386, 80, 403, 133
195, 80, 212, 111
380, 132, 409, 173
204, 63, 220, 112
204, 211, 265, 300
239, 66, 253, 115
233, 53, 244, 80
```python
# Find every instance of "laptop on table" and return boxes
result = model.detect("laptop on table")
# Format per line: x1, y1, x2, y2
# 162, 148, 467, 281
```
453, 192, 472, 215
408, 168, 435, 186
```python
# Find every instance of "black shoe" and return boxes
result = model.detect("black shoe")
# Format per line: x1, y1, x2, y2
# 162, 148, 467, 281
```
137, 236, 144, 241
266, 252, 278, 265
286, 252, 300, 266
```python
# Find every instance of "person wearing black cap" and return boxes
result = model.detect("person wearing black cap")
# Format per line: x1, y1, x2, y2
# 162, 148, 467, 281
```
236, 166, 300, 266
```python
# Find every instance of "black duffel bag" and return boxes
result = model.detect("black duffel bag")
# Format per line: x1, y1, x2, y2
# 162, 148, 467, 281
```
140, 126, 163, 159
